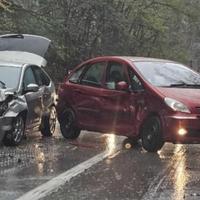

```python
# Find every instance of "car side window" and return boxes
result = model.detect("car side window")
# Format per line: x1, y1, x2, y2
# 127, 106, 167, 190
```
69, 66, 86, 84
32, 66, 50, 86
106, 61, 128, 90
23, 67, 37, 89
128, 67, 143, 91
81, 62, 105, 87
41, 69, 51, 86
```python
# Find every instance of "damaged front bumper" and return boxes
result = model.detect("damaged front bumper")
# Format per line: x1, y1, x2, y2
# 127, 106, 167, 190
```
163, 114, 200, 143
0, 117, 12, 143
0, 94, 27, 144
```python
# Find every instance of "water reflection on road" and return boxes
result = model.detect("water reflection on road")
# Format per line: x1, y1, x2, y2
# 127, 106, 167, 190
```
106, 134, 117, 155
173, 145, 189, 200
1, 130, 200, 200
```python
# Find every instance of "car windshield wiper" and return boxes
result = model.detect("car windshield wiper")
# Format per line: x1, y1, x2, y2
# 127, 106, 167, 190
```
166, 81, 200, 88
0, 80, 6, 88
184, 84, 200, 88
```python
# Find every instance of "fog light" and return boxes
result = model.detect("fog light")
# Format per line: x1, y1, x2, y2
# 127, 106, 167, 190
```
178, 128, 187, 136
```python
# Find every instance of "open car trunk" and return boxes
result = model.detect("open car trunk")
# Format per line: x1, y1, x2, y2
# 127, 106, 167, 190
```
0, 34, 51, 57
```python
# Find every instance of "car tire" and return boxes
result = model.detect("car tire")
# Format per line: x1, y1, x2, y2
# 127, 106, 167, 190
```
60, 108, 80, 139
41, 106, 57, 137
3, 115, 25, 146
141, 116, 164, 152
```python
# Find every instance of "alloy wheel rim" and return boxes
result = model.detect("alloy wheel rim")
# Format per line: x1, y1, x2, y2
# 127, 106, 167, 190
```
13, 117, 24, 143
49, 107, 57, 133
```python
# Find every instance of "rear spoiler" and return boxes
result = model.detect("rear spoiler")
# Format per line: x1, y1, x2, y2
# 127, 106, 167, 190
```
0, 34, 24, 39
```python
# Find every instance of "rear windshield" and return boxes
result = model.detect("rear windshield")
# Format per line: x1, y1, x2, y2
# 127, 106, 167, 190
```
134, 61, 200, 87
0, 66, 21, 89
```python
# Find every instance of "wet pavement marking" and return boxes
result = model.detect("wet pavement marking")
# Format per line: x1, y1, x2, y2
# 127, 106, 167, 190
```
141, 145, 186, 200
16, 145, 121, 200
69, 141, 99, 149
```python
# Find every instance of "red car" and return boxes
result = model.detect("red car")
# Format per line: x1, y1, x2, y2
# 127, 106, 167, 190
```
57, 56, 200, 152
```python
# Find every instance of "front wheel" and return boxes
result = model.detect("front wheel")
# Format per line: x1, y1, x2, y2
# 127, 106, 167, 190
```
41, 106, 57, 137
60, 108, 80, 139
3, 115, 25, 146
141, 116, 164, 152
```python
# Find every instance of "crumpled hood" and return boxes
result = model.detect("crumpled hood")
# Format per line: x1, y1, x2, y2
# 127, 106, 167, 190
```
156, 87, 200, 107
0, 88, 14, 102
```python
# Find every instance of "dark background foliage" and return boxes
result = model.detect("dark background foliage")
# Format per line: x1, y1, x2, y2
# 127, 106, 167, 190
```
0, 0, 200, 82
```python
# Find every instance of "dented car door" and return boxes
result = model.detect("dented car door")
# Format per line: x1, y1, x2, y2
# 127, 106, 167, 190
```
22, 66, 43, 128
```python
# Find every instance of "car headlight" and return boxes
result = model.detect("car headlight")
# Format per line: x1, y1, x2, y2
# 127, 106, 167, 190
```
164, 97, 190, 113
0, 102, 8, 116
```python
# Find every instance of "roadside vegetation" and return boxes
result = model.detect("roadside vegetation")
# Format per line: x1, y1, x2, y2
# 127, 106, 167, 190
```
0, 0, 200, 81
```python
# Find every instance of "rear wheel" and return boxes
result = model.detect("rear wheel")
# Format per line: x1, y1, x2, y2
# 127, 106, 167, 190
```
141, 116, 164, 152
41, 106, 57, 137
60, 108, 80, 139
3, 115, 25, 146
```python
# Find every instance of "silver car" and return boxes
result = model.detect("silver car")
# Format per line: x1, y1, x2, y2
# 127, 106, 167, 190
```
0, 34, 57, 146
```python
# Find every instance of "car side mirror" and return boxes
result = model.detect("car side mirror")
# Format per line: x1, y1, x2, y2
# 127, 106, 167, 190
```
25, 83, 39, 93
116, 81, 129, 91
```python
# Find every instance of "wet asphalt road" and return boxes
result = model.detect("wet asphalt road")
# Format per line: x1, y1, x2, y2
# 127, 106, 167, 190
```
1, 126, 200, 200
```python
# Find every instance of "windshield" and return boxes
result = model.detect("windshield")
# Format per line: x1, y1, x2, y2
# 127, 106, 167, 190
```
134, 61, 200, 87
0, 66, 21, 89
